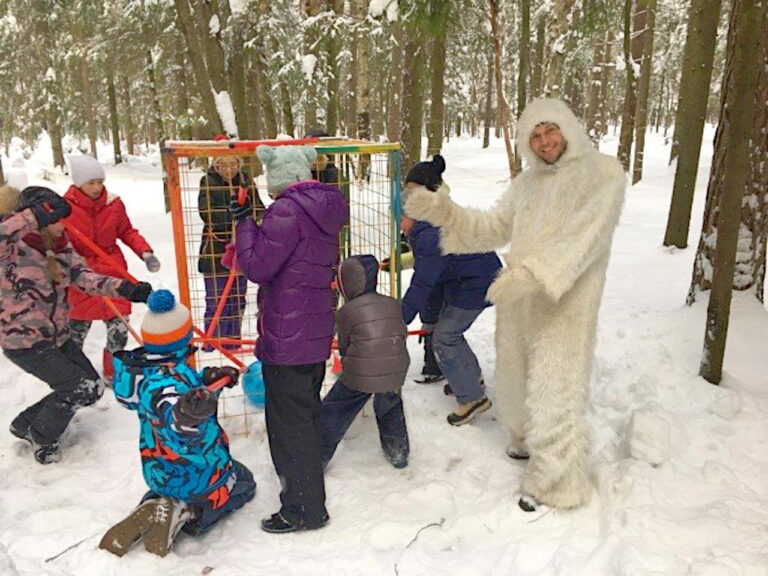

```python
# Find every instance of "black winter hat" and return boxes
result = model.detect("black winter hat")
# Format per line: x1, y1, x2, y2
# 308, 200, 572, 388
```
405, 155, 446, 192
305, 128, 329, 138
15, 186, 61, 212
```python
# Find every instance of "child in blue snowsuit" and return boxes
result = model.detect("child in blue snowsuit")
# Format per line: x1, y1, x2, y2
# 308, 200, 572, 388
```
99, 289, 255, 558
401, 155, 502, 426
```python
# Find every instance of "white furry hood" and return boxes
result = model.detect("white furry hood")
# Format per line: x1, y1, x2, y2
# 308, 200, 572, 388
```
516, 98, 595, 169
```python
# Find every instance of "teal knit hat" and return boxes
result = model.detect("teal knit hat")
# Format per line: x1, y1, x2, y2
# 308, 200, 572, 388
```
257, 145, 317, 197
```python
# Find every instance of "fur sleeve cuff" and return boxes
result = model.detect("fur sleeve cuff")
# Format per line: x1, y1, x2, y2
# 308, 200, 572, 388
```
522, 255, 571, 302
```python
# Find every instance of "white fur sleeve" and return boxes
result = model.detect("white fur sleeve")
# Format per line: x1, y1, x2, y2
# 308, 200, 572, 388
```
522, 161, 626, 301
406, 183, 514, 255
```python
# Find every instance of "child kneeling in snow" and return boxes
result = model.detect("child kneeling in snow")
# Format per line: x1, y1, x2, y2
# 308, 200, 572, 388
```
99, 290, 255, 558
321, 255, 411, 469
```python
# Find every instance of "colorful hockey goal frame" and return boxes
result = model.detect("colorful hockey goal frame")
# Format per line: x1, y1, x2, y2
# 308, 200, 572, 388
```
162, 137, 403, 434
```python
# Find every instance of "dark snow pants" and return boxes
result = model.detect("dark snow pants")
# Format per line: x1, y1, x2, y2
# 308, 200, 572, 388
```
262, 361, 328, 527
141, 460, 256, 536
5, 338, 104, 446
321, 378, 409, 466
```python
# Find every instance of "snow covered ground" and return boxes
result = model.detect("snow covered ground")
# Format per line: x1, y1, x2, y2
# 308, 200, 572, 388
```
0, 129, 766, 576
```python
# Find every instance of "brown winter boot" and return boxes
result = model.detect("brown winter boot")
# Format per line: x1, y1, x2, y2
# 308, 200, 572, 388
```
447, 396, 492, 426
142, 498, 194, 557
99, 499, 167, 557
102, 349, 114, 385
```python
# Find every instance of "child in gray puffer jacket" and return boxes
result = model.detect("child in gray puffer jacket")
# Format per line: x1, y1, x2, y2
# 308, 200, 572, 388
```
321, 254, 411, 468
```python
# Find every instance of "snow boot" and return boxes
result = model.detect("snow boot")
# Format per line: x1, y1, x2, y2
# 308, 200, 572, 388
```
506, 446, 530, 460
10, 419, 61, 464
518, 494, 539, 512
261, 512, 329, 534
414, 334, 445, 384
446, 396, 492, 426
142, 498, 194, 557
99, 499, 168, 557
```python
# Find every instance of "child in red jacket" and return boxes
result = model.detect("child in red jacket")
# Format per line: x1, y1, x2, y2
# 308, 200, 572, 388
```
64, 155, 160, 380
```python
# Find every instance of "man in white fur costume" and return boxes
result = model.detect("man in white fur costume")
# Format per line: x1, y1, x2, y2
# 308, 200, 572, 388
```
405, 98, 626, 511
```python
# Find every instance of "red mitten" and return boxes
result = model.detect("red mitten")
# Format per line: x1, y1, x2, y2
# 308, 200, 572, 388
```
221, 242, 239, 271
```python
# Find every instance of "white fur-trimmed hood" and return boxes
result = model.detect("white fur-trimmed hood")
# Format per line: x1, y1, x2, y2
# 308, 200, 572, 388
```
516, 98, 595, 169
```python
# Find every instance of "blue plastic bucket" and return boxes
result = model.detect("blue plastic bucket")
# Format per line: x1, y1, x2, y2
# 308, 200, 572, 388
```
242, 360, 265, 409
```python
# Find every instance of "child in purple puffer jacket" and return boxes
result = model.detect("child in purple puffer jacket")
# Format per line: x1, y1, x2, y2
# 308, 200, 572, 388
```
233, 144, 348, 534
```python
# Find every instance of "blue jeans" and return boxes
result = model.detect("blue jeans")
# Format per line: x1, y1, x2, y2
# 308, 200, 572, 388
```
433, 305, 485, 404
321, 379, 409, 466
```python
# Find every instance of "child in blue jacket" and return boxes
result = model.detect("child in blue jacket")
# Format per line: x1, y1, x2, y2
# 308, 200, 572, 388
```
99, 290, 255, 557
401, 156, 502, 426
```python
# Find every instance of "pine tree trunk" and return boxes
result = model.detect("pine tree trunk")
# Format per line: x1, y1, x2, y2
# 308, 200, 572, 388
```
80, 50, 98, 158
303, 0, 324, 133
326, 0, 345, 135
356, 0, 370, 139
737, 4, 768, 300
663, 0, 723, 247
173, 0, 224, 135
531, 17, 546, 97
632, 0, 657, 184
174, 50, 193, 141
121, 76, 135, 155
617, 0, 641, 172
346, 10, 359, 138
699, 0, 763, 384
543, 0, 577, 97
106, 67, 122, 165
146, 51, 165, 142
489, 0, 516, 178
387, 21, 403, 143
401, 33, 426, 172
585, 39, 604, 143
229, 17, 250, 138
426, 0, 447, 157
280, 79, 295, 137
482, 48, 493, 149
196, 0, 234, 134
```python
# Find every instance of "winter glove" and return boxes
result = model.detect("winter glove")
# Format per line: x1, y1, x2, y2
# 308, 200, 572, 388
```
238, 171, 251, 189
117, 281, 153, 303
174, 388, 218, 428
142, 252, 161, 273
201, 366, 240, 389
381, 242, 412, 272
487, 266, 539, 306
29, 195, 72, 228
229, 193, 253, 221
404, 184, 454, 227
221, 242, 239, 271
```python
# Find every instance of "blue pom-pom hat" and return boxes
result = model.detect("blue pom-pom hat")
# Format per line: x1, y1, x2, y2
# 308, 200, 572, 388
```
141, 289, 193, 354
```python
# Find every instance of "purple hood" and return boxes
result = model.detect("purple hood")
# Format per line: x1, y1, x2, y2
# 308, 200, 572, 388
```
235, 180, 348, 365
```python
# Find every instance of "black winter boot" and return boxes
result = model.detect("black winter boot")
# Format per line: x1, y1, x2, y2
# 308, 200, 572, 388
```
414, 333, 445, 384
